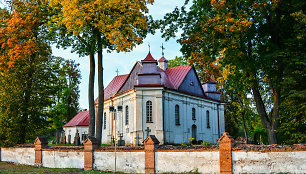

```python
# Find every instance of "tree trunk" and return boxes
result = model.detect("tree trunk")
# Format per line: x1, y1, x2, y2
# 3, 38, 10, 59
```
96, 32, 104, 145
237, 94, 249, 144
241, 111, 249, 144
56, 128, 60, 144
252, 81, 278, 144
19, 57, 35, 144
268, 88, 280, 144
88, 53, 95, 137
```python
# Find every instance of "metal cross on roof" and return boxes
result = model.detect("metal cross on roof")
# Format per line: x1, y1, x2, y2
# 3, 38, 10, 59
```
148, 43, 151, 52
116, 69, 119, 76
161, 43, 165, 57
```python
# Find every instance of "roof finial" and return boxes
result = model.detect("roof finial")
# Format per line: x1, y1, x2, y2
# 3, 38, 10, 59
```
161, 43, 165, 57
148, 43, 151, 52
116, 68, 119, 76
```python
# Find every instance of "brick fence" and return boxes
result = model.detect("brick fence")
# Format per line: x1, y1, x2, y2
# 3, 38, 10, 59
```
0, 132, 305, 173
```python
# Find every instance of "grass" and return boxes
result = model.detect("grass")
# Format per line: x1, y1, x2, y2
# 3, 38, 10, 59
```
0, 162, 201, 174
0, 162, 123, 174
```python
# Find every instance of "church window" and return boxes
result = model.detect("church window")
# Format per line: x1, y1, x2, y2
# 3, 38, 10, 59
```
114, 109, 117, 120
104, 112, 106, 129
175, 105, 180, 125
206, 110, 210, 128
146, 101, 153, 122
125, 106, 129, 125
192, 108, 196, 120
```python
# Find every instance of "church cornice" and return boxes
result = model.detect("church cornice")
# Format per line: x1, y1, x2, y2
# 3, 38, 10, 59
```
165, 89, 222, 104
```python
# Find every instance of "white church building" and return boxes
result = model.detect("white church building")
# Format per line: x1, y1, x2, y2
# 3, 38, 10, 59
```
64, 52, 225, 145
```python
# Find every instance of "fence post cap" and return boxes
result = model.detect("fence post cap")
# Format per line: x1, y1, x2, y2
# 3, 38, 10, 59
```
34, 136, 48, 146
143, 135, 160, 145
218, 132, 234, 143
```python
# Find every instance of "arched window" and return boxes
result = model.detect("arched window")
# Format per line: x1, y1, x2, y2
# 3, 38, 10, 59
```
206, 110, 210, 128
192, 108, 196, 120
125, 106, 129, 125
114, 109, 117, 120
175, 105, 180, 125
103, 112, 106, 129
146, 101, 152, 122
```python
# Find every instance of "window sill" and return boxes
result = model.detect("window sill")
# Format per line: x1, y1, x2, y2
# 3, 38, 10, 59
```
146, 122, 153, 123
192, 119, 196, 120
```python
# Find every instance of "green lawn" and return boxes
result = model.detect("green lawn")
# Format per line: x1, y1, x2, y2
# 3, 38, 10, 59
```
0, 162, 121, 174
0, 162, 200, 174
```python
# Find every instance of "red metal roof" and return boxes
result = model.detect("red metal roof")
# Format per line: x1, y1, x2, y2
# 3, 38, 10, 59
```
165, 65, 191, 89
63, 111, 89, 127
94, 74, 129, 104
95, 64, 192, 104
158, 57, 168, 62
142, 52, 156, 61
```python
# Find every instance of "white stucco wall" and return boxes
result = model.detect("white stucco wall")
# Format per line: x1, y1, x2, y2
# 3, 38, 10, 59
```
63, 126, 89, 144
101, 90, 136, 145
94, 151, 145, 173
163, 90, 224, 144
232, 151, 306, 173
42, 150, 84, 168
156, 151, 219, 173
1, 147, 35, 165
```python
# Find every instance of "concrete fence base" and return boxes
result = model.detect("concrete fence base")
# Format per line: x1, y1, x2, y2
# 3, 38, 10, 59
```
0, 133, 305, 173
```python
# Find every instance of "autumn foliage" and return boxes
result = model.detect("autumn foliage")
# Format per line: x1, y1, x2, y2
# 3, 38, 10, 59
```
160, 0, 305, 144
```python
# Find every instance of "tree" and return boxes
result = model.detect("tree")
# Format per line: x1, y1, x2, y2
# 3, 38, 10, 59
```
50, 0, 154, 143
47, 57, 81, 144
168, 56, 188, 68
0, 0, 53, 144
0, 0, 81, 146
160, 0, 305, 144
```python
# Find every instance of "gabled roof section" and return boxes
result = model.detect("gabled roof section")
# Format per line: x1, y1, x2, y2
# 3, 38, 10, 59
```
143, 135, 160, 144
142, 51, 156, 61
165, 65, 192, 89
95, 74, 129, 104
116, 62, 142, 95
63, 111, 89, 127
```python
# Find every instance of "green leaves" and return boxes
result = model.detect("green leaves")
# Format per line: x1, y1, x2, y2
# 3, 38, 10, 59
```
160, 0, 305, 144
0, 0, 81, 146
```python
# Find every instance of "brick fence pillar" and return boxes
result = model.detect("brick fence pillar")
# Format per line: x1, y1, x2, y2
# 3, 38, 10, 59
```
34, 137, 48, 166
144, 135, 160, 174
218, 132, 234, 174
84, 137, 98, 170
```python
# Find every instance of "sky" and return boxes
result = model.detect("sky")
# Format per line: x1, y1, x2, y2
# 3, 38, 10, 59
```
51, 0, 187, 109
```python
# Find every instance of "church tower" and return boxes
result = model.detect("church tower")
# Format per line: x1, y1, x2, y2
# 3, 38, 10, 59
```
158, 57, 168, 71
137, 52, 162, 85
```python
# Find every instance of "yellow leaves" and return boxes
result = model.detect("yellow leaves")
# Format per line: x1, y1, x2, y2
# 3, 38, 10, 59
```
0, 0, 46, 69
226, 18, 235, 23
51, 0, 152, 52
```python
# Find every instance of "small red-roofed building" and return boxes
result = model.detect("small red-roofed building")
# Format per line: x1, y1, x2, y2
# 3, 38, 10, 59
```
65, 51, 225, 145
63, 109, 89, 144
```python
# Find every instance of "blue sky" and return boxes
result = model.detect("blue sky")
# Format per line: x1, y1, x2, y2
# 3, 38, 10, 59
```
51, 0, 186, 109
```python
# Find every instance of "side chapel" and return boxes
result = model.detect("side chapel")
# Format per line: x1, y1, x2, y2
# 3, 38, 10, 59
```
64, 51, 225, 145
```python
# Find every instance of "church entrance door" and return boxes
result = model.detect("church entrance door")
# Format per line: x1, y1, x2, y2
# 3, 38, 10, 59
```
192, 124, 197, 142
